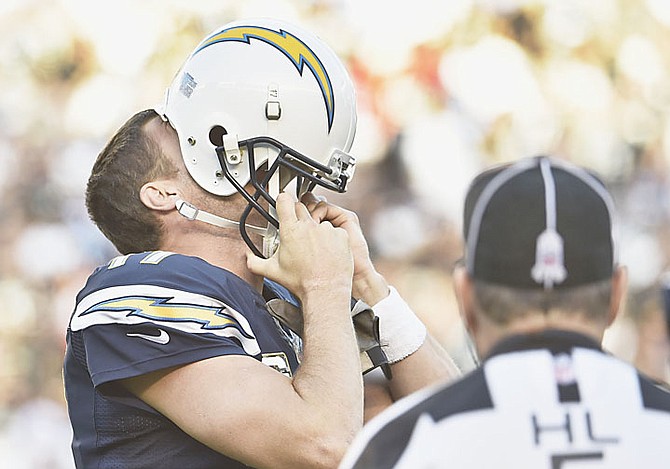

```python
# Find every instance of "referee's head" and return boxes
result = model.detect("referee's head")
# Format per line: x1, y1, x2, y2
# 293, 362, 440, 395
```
454, 156, 627, 357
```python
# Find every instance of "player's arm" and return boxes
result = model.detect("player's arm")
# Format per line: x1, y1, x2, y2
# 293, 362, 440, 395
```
302, 193, 461, 405
355, 273, 461, 401
124, 193, 363, 469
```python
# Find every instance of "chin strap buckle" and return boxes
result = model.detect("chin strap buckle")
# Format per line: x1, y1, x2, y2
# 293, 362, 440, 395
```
175, 199, 198, 221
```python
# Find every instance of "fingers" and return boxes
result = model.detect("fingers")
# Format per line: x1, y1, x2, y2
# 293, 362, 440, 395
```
294, 199, 314, 222
300, 192, 361, 232
301, 192, 331, 223
246, 250, 274, 278
275, 192, 298, 224
278, 192, 315, 223
247, 193, 354, 298
300, 191, 326, 206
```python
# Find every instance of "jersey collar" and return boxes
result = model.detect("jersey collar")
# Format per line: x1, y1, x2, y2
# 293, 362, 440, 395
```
486, 329, 603, 361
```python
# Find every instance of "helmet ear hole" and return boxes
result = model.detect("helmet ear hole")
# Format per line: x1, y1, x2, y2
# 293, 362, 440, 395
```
209, 125, 228, 146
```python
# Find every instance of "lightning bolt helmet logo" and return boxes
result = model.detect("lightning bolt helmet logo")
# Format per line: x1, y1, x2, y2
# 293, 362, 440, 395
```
195, 25, 336, 132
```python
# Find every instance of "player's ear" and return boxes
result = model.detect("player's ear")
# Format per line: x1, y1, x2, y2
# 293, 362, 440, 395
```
139, 180, 179, 212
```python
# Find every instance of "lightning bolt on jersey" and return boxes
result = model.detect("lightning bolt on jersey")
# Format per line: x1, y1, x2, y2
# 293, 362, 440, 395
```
340, 330, 670, 469
63, 251, 302, 468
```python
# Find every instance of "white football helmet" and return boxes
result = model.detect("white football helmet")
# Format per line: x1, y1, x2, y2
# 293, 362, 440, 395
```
156, 17, 358, 257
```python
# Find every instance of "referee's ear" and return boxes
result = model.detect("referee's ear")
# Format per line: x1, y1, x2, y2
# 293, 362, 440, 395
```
607, 265, 628, 328
453, 264, 477, 337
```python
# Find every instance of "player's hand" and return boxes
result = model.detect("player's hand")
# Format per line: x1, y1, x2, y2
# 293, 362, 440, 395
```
301, 192, 389, 305
247, 192, 353, 301
300, 192, 372, 276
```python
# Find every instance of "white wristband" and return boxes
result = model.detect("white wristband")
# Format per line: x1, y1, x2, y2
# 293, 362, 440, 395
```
372, 286, 427, 364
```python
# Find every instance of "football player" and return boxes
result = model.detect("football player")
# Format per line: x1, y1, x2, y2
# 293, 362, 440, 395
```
63, 18, 459, 469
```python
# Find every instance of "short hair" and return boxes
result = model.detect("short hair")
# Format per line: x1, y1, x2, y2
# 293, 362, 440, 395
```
472, 278, 613, 325
86, 109, 178, 254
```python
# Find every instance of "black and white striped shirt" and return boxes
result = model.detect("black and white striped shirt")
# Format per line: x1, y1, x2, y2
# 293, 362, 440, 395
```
340, 330, 670, 468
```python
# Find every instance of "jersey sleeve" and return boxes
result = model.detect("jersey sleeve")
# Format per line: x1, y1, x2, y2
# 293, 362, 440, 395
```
74, 318, 254, 387
70, 252, 263, 388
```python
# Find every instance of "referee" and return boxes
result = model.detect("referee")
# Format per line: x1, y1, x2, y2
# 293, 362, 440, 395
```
340, 156, 670, 468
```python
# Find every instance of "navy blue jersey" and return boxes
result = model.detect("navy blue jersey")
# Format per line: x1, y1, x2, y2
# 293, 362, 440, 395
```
64, 251, 302, 468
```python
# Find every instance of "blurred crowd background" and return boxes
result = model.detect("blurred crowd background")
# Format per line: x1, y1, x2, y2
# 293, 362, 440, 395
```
2, 0, 670, 467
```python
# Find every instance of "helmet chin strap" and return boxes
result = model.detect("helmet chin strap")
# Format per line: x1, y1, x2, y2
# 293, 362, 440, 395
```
262, 146, 282, 258
262, 217, 279, 258
174, 198, 267, 236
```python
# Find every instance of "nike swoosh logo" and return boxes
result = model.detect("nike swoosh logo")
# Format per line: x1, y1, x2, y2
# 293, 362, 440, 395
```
126, 329, 170, 345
